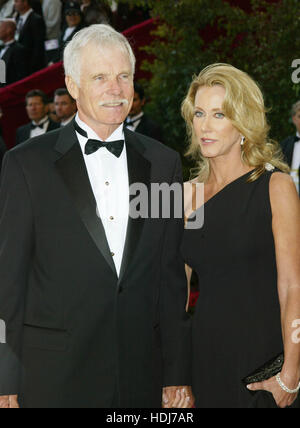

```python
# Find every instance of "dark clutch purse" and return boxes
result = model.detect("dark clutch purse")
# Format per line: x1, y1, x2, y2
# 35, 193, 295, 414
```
242, 353, 284, 385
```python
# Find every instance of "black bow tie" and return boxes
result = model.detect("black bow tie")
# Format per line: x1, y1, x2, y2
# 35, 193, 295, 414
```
74, 121, 124, 158
31, 123, 46, 130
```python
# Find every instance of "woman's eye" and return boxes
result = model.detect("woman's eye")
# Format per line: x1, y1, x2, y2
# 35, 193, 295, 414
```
215, 112, 225, 118
194, 111, 203, 118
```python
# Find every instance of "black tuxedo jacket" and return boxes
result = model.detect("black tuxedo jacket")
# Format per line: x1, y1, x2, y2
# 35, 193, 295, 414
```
135, 114, 164, 143
281, 135, 300, 180
0, 122, 191, 408
0, 42, 28, 86
17, 11, 46, 73
15, 120, 60, 146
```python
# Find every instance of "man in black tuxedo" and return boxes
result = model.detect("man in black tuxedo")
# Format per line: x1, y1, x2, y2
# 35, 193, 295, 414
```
125, 82, 164, 142
0, 19, 28, 86
281, 101, 300, 195
16, 90, 60, 146
14, 0, 46, 74
0, 24, 192, 408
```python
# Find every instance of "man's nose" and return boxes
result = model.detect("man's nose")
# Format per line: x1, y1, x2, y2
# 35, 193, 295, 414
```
107, 77, 122, 94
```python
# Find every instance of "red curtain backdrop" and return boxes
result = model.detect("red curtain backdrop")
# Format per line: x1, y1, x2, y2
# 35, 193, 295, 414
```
0, 18, 157, 149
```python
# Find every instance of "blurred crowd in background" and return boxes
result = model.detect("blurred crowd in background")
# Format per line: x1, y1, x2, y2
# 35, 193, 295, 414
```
0, 0, 151, 83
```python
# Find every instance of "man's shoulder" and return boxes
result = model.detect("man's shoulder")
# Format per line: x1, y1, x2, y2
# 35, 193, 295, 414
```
16, 122, 31, 134
13, 126, 61, 155
132, 129, 178, 159
48, 120, 61, 131
28, 10, 44, 23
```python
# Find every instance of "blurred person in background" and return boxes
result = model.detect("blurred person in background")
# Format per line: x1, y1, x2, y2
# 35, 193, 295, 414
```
13, 0, 46, 74
55, 1, 85, 61
42, 0, 62, 64
0, 19, 27, 86
0, 0, 14, 20
54, 87, 77, 126
80, 0, 111, 26
281, 101, 300, 195
114, 2, 150, 31
16, 89, 60, 145
125, 82, 164, 142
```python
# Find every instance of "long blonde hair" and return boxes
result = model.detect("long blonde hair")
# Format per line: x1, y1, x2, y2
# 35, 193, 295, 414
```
181, 63, 289, 182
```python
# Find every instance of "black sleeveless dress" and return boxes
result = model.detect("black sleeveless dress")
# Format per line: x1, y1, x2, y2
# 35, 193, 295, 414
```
181, 170, 285, 408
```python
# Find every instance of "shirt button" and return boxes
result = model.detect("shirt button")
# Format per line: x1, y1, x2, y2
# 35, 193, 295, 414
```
111, 252, 115, 257
109, 216, 114, 220
105, 181, 110, 186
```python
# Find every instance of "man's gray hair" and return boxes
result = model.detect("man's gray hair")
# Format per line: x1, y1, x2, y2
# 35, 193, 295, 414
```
63, 24, 136, 86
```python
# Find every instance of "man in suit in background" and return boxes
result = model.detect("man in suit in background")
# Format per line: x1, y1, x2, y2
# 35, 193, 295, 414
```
0, 24, 192, 409
125, 82, 164, 142
281, 100, 300, 195
0, 19, 27, 86
16, 90, 60, 145
13, 0, 46, 74
54, 88, 77, 126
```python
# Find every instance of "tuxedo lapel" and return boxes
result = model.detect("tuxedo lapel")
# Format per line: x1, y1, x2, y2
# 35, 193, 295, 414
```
55, 122, 117, 277
2, 43, 14, 65
118, 129, 151, 284
286, 137, 297, 166
18, 12, 32, 40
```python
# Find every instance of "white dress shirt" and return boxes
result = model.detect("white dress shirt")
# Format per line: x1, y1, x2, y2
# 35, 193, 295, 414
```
30, 116, 50, 139
291, 132, 300, 194
75, 114, 129, 276
126, 112, 144, 132
63, 27, 76, 42
0, 39, 15, 59
60, 114, 76, 127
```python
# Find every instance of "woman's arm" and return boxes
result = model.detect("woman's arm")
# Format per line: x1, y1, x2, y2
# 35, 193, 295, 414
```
270, 172, 300, 388
248, 172, 300, 407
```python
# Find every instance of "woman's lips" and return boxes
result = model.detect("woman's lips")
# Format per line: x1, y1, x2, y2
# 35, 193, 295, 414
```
201, 138, 217, 145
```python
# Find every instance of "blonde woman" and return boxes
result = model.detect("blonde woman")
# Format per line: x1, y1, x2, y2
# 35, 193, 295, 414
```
181, 64, 300, 408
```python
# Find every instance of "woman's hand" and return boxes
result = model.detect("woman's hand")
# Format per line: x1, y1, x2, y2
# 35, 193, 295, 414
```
162, 386, 194, 408
247, 374, 299, 408
0, 395, 19, 408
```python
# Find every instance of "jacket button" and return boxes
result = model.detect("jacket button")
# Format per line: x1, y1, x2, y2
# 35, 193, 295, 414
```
118, 286, 123, 294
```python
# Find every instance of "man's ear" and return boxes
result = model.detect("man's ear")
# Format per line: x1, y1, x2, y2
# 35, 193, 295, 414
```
65, 76, 79, 101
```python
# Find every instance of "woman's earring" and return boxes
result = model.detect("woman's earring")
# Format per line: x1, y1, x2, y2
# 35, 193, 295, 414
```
241, 136, 245, 146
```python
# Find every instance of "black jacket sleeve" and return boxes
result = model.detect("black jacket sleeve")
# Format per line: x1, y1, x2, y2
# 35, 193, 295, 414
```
160, 153, 192, 387
0, 151, 34, 395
